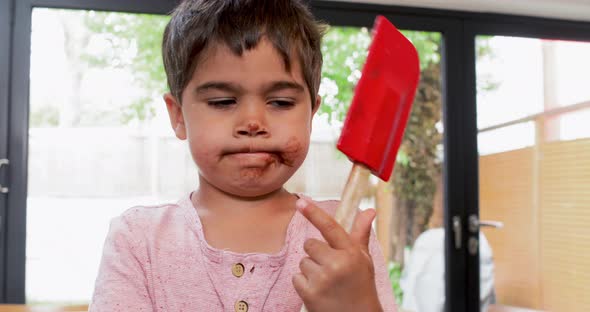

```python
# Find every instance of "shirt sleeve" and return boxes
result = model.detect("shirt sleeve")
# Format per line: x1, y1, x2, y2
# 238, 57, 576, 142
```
368, 227, 398, 312
89, 215, 154, 312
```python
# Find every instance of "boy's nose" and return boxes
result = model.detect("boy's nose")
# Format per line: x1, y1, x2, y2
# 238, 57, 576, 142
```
234, 121, 270, 138
234, 102, 270, 138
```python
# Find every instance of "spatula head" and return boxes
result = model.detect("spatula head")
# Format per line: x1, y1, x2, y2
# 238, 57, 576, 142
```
336, 15, 420, 181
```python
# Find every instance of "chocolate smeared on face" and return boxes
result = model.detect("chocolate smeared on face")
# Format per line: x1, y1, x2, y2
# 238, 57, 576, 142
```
278, 137, 302, 167
220, 137, 302, 168
239, 167, 265, 180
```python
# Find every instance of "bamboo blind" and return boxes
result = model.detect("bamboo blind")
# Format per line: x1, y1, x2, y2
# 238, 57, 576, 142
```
480, 147, 541, 309
540, 139, 590, 311
479, 138, 590, 312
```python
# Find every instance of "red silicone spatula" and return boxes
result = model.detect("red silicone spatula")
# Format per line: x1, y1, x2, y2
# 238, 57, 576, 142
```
299, 16, 419, 312
333, 15, 420, 232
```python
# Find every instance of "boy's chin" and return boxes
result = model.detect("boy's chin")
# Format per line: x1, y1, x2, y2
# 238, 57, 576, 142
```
227, 187, 284, 199
198, 164, 301, 199
225, 180, 289, 198
200, 173, 291, 199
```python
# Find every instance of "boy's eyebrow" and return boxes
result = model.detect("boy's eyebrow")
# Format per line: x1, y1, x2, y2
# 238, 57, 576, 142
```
194, 81, 244, 94
195, 80, 305, 95
264, 81, 305, 94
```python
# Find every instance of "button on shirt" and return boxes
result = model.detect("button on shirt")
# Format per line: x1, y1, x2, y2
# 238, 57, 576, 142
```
89, 192, 397, 311
235, 300, 249, 312
232, 263, 245, 278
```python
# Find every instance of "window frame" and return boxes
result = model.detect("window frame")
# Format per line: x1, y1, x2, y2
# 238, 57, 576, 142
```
2, 1, 590, 311
0, 0, 13, 302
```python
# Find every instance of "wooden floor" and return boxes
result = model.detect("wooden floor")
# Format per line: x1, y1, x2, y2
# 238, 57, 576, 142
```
0, 303, 544, 312
489, 304, 545, 312
397, 304, 544, 312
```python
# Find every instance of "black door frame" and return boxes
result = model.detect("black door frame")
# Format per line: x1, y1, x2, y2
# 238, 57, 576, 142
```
0, 0, 15, 303
3, 0, 590, 310
458, 14, 590, 312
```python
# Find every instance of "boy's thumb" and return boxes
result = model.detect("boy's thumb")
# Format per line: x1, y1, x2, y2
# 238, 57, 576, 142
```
349, 209, 376, 249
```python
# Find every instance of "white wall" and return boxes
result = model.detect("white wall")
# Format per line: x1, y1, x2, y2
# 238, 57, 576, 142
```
327, 0, 590, 22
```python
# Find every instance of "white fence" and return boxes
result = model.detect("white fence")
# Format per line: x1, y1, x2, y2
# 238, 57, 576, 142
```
28, 127, 352, 199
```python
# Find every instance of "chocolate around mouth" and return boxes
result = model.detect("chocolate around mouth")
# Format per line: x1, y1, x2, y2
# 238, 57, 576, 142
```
223, 150, 293, 167
222, 138, 302, 168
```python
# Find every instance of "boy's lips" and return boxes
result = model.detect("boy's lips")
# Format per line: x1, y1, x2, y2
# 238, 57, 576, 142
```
222, 145, 279, 161
221, 139, 300, 167
223, 146, 279, 154
224, 151, 280, 167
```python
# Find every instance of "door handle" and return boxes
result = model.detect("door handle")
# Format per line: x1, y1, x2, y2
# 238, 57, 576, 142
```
467, 214, 480, 256
479, 220, 504, 229
0, 159, 8, 193
452, 216, 462, 249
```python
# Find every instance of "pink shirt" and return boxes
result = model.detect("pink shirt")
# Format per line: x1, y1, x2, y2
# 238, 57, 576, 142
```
89, 192, 397, 311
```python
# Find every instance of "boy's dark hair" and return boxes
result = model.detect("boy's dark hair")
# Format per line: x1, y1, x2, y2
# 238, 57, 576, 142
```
162, 0, 326, 107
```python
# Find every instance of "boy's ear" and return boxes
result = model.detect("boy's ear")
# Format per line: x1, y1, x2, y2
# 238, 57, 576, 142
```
310, 95, 321, 133
312, 95, 321, 116
164, 93, 187, 140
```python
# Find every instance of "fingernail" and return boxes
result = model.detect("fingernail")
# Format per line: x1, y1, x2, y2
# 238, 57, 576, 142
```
295, 198, 308, 211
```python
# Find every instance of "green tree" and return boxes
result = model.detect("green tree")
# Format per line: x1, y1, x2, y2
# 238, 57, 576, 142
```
319, 27, 372, 123
82, 12, 170, 124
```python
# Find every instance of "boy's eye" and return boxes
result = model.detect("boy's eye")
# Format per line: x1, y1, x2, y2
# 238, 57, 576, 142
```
208, 98, 236, 108
268, 99, 295, 108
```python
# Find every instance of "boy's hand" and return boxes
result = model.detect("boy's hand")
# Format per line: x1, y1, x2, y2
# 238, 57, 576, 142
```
292, 198, 383, 312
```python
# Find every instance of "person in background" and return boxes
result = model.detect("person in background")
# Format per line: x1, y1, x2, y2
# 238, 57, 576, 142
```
400, 176, 496, 312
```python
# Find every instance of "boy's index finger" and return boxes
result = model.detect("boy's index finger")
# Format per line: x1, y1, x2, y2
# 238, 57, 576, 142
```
296, 198, 352, 249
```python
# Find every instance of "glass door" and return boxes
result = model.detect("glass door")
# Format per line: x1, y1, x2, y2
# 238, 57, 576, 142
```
6, 1, 476, 309
476, 35, 590, 312
26, 8, 180, 305
5, 0, 182, 305
24, 13, 446, 306
16, 8, 448, 307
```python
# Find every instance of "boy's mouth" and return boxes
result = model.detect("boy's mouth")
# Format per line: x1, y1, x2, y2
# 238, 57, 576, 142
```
222, 147, 281, 165
221, 144, 296, 167
225, 152, 278, 165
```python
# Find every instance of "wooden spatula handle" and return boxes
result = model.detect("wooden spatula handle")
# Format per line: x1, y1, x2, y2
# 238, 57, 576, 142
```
300, 163, 371, 312
334, 163, 371, 232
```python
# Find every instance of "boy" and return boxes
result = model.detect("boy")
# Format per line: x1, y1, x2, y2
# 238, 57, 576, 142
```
90, 0, 396, 311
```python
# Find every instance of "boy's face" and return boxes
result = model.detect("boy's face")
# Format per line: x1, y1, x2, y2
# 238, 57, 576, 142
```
165, 38, 320, 197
